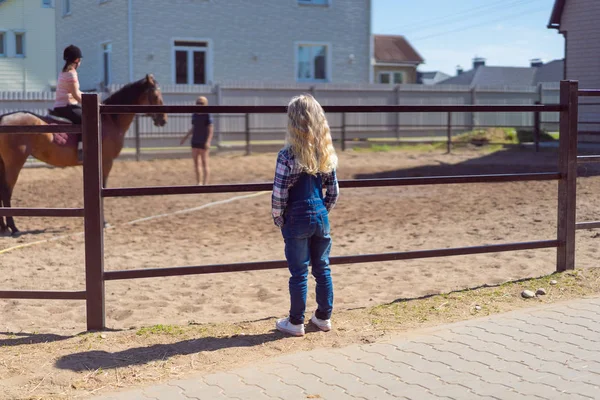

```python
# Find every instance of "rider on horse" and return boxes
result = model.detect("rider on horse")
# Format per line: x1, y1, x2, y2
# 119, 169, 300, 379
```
52, 45, 83, 124
51, 45, 84, 159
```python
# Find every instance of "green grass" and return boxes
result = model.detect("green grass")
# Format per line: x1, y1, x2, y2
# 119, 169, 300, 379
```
136, 324, 185, 336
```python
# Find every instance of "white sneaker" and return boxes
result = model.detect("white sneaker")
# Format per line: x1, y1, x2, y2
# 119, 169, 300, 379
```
276, 317, 305, 336
310, 313, 332, 332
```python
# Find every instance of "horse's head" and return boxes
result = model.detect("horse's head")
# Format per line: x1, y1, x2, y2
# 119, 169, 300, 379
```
141, 74, 167, 127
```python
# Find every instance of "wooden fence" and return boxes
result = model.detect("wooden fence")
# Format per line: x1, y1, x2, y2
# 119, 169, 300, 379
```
0, 81, 584, 331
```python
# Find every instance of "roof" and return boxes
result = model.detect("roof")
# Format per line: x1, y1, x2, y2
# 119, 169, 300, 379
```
417, 71, 451, 84
437, 60, 564, 86
373, 35, 424, 65
534, 59, 564, 83
548, 0, 566, 29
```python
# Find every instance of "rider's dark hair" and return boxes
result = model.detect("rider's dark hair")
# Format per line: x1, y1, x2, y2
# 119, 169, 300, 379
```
62, 45, 82, 73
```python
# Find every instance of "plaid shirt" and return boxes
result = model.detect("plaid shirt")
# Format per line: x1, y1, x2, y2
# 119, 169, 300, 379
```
271, 148, 339, 227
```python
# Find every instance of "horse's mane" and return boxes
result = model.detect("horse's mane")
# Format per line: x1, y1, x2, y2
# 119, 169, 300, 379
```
103, 78, 153, 105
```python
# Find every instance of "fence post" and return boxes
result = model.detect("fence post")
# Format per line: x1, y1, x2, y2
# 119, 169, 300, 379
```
82, 93, 105, 331
534, 101, 541, 153
215, 84, 222, 148
395, 85, 401, 140
134, 115, 141, 161
245, 113, 251, 156
556, 80, 579, 272
341, 112, 346, 151
470, 86, 477, 131
446, 112, 452, 154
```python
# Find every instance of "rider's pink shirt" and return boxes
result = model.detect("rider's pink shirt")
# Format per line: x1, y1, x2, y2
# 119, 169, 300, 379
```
54, 70, 79, 108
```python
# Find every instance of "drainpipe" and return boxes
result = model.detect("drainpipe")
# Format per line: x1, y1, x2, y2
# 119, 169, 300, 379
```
128, 0, 134, 81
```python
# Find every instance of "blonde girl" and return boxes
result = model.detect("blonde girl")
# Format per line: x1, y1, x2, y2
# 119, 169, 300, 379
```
271, 94, 339, 336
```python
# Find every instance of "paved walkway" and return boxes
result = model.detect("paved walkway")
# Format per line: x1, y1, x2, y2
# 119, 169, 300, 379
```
93, 297, 600, 399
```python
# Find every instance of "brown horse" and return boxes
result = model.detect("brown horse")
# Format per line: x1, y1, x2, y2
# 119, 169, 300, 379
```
0, 74, 167, 235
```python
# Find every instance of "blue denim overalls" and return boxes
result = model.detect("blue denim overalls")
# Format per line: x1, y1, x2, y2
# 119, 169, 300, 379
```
282, 172, 333, 325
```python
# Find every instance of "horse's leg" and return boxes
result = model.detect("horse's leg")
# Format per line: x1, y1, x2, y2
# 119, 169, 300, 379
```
1, 156, 27, 236
101, 157, 114, 228
0, 155, 8, 235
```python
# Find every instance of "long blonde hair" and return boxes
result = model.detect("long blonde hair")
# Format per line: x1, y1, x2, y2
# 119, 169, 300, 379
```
286, 94, 338, 175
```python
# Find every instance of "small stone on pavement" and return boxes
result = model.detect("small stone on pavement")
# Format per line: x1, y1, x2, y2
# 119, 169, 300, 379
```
536, 288, 547, 296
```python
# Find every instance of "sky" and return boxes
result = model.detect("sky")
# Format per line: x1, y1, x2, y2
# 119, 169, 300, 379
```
372, 0, 564, 76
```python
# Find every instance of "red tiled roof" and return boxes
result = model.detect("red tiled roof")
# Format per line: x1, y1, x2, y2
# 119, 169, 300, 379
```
374, 35, 424, 64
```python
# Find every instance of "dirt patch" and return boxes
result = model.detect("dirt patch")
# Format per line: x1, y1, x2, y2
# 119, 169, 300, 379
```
2, 145, 600, 398
1, 268, 599, 399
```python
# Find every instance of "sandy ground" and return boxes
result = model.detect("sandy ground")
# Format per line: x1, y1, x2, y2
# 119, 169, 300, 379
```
1, 146, 600, 334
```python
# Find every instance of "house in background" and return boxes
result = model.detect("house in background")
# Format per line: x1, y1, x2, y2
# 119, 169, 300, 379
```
55, 0, 371, 89
437, 57, 564, 86
417, 71, 450, 85
548, 0, 598, 88
372, 35, 423, 84
0, 0, 56, 91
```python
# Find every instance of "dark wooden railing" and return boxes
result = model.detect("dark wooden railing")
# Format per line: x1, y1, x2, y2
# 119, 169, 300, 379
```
0, 81, 581, 331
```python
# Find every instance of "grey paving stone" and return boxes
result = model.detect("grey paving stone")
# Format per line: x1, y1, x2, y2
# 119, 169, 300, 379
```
167, 379, 239, 399
142, 384, 193, 400
92, 298, 600, 400
267, 362, 357, 399
231, 369, 306, 400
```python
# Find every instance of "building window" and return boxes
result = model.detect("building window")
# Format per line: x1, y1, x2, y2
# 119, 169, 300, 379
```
296, 43, 330, 82
102, 43, 112, 86
42, 0, 53, 8
298, 0, 330, 5
15, 33, 25, 57
378, 71, 404, 84
63, 0, 71, 15
0, 32, 5, 57
172, 40, 210, 85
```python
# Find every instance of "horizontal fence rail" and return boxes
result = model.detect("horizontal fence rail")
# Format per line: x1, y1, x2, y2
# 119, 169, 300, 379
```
0, 208, 85, 217
577, 156, 600, 164
104, 240, 559, 281
102, 173, 562, 198
100, 104, 564, 114
576, 221, 600, 230
0, 290, 87, 300
0, 125, 82, 134
578, 90, 600, 97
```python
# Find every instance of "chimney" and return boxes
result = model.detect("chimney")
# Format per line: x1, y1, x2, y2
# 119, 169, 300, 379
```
530, 58, 543, 68
456, 65, 463, 75
473, 57, 486, 69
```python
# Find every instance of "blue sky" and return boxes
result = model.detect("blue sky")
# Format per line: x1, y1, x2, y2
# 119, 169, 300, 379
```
372, 0, 563, 75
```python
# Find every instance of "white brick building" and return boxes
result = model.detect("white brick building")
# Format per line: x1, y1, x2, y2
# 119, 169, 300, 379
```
55, 0, 372, 90
0, 0, 57, 91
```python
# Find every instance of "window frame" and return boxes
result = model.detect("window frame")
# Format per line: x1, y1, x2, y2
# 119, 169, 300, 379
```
298, 0, 331, 6
0, 31, 6, 57
101, 42, 112, 86
62, 0, 71, 16
14, 31, 25, 57
378, 71, 405, 85
171, 38, 213, 85
295, 42, 332, 83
